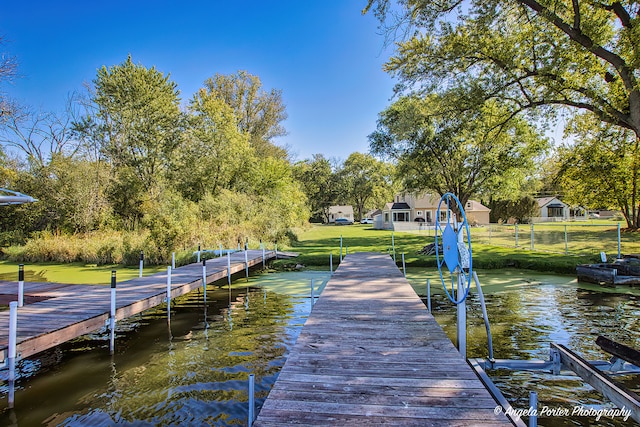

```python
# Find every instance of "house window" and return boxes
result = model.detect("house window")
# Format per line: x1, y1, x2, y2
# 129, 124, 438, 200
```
416, 210, 423, 216
439, 211, 448, 222
426, 211, 432, 223
393, 212, 410, 222
384, 213, 389, 222
548, 207, 564, 217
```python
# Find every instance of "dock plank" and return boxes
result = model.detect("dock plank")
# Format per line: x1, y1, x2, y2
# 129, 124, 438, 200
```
254, 252, 512, 426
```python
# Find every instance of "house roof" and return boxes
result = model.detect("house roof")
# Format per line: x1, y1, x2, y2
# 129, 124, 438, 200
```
536, 197, 566, 208
391, 202, 411, 210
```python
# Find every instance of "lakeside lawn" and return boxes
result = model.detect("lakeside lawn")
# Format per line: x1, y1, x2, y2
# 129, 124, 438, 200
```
286, 223, 604, 274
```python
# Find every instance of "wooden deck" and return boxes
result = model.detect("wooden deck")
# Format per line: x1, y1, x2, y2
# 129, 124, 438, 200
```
0, 250, 274, 363
254, 252, 512, 426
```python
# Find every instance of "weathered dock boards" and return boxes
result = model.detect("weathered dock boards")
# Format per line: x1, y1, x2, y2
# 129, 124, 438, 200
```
0, 250, 274, 362
254, 252, 512, 426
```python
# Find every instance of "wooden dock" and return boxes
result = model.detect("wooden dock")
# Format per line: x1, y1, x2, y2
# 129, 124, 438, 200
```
254, 252, 512, 426
0, 250, 275, 363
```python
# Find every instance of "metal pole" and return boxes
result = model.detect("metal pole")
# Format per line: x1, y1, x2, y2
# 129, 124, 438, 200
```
202, 259, 207, 302
219, 243, 223, 257
227, 252, 231, 286
139, 251, 144, 278
166, 266, 172, 320
473, 271, 494, 361
171, 252, 175, 270
530, 223, 534, 251
457, 273, 466, 359
8, 301, 18, 408
402, 252, 406, 277
427, 278, 431, 313
392, 232, 396, 262
248, 374, 255, 426
515, 224, 519, 248
262, 247, 265, 268
340, 235, 343, 262
618, 223, 622, 258
197, 244, 201, 263
110, 271, 116, 355
564, 225, 569, 255
310, 278, 315, 308
244, 249, 249, 281
18, 264, 24, 307
330, 253, 333, 274
529, 391, 538, 427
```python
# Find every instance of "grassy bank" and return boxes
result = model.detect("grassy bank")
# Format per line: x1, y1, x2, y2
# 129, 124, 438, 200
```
282, 224, 600, 275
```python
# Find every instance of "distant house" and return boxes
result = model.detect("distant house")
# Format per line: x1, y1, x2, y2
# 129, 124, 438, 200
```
377, 193, 490, 230
326, 205, 354, 223
536, 197, 569, 221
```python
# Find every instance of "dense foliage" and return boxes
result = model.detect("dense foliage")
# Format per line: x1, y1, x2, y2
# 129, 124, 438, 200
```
0, 58, 309, 263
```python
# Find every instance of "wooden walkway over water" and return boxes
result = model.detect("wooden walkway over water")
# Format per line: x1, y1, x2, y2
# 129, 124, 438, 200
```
0, 250, 275, 363
255, 252, 512, 426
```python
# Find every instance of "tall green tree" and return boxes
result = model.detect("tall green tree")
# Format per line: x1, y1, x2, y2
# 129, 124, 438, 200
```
172, 93, 253, 201
75, 56, 182, 227
340, 152, 394, 221
293, 154, 341, 222
201, 71, 288, 159
369, 95, 548, 208
557, 115, 640, 228
365, 1, 640, 139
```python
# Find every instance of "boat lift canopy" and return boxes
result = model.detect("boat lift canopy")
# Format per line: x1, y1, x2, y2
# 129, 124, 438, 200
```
0, 188, 37, 206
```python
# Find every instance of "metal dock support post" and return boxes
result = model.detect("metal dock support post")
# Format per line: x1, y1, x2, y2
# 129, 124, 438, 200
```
171, 252, 175, 269
227, 252, 231, 286
529, 391, 537, 427
330, 253, 333, 274
166, 266, 172, 320
427, 278, 431, 313
310, 279, 315, 308
248, 374, 255, 426
457, 274, 466, 358
139, 251, 144, 278
244, 250, 249, 281
8, 301, 18, 408
18, 264, 24, 307
202, 259, 207, 302
110, 271, 116, 355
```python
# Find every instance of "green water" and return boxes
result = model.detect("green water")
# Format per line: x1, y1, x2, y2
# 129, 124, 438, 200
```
406, 268, 640, 427
1, 267, 639, 426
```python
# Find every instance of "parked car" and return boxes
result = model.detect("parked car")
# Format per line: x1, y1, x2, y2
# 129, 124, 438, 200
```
360, 218, 373, 224
335, 218, 353, 225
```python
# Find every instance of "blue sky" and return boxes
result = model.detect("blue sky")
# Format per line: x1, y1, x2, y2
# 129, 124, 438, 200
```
1, 1, 396, 161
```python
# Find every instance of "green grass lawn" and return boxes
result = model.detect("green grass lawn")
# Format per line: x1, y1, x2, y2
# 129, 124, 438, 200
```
0, 261, 166, 284
284, 224, 601, 274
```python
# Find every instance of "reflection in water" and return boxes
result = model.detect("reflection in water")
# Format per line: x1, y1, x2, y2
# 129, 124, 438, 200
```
410, 269, 640, 427
0, 271, 328, 426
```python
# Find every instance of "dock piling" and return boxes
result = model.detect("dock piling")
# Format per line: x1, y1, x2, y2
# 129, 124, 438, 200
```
171, 252, 175, 269
244, 249, 249, 281
139, 251, 144, 278
202, 259, 207, 302
248, 374, 255, 426
8, 301, 17, 408
110, 271, 116, 355
166, 266, 172, 320
529, 391, 538, 427
227, 252, 231, 286
18, 264, 24, 308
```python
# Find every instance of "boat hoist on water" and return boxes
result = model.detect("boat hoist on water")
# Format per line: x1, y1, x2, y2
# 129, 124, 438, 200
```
434, 193, 640, 425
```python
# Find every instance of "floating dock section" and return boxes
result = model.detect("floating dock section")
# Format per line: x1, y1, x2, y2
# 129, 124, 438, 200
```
254, 252, 512, 425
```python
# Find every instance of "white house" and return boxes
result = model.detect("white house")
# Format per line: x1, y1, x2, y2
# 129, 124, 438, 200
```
377, 193, 491, 230
536, 197, 569, 222
326, 205, 354, 223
